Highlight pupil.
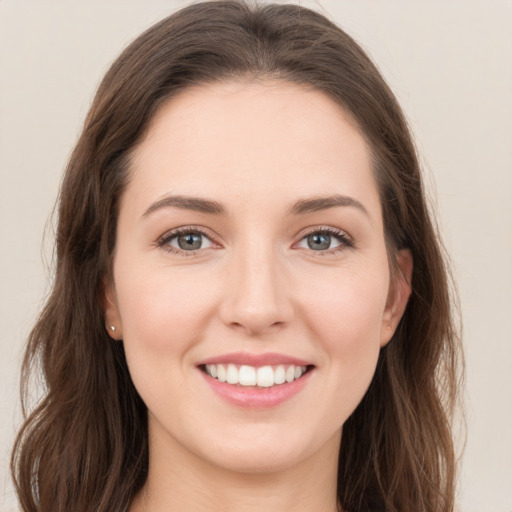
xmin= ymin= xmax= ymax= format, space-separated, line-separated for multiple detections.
xmin=178 ymin=233 xmax=202 ymax=250
xmin=308 ymin=233 xmax=330 ymax=250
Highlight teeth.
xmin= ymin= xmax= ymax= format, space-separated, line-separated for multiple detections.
xmin=239 ymin=365 xmax=256 ymax=386
xmin=217 ymin=364 xmax=226 ymax=383
xmin=274 ymin=365 xmax=286 ymax=385
xmin=226 ymin=364 xmax=238 ymax=384
xmin=204 ymin=364 xmax=307 ymax=387
xmin=256 ymin=366 xmax=274 ymax=387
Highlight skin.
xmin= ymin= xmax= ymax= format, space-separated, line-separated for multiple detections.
xmin=104 ymin=80 xmax=412 ymax=512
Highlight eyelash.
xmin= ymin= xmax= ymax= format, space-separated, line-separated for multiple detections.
xmin=156 ymin=226 xmax=218 ymax=255
xmin=297 ymin=226 xmax=355 ymax=256
xmin=156 ymin=226 xmax=355 ymax=256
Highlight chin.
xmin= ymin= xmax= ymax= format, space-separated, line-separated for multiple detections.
xmin=207 ymin=446 xmax=307 ymax=475
xmin=190 ymin=422 xmax=340 ymax=476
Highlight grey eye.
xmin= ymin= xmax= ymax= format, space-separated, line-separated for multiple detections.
xmin=296 ymin=230 xmax=346 ymax=252
xmin=177 ymin=233 xmax=204 ymax=250
xmin=160 ymin=228 xmax=215 ymax=254
xmin=306 ymin=233 xmax=333 ymax=250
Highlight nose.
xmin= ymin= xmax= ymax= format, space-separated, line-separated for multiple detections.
xmin=219 ymin=242 xmax=294 ymax=336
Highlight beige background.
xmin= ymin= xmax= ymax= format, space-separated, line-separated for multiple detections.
xmin=1 ymin=1 xmax=511 ymax=510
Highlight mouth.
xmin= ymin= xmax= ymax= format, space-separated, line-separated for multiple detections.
xmin=199 ymin=363 xmax=314 ymax=389
xmin=196 ymin=352 xmax=315 ymax=407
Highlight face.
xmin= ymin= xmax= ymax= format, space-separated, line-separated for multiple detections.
xmin=105 ymin=80 xmax=411 ymax=476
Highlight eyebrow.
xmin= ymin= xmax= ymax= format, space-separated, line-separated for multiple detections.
xmin=288 ymin=194 xmax=369 ymax=216
xmin=141 ymin=193 xmax=368 ymax=218
xmin=142 ymin=195 xmax=225 ymax=217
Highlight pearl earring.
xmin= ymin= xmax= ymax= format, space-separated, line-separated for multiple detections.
xmin=109 ymin=325 xmax=116 ymax=332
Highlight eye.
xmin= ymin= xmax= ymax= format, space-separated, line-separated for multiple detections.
xmin=296 ymin=228 xmax=353 ymax=253
xmin=303 ymin=232 xmax=336 ymax=251
xmin=157 ymin=228 xmax=216 ymax=254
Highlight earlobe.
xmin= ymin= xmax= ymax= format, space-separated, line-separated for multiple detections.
xmin=380 ymin=249 xmax=413 ymax=347
xmin=103 ymin=279 xmax=122 ymax=340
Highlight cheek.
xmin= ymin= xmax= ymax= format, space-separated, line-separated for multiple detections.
xmin=303 ymin=264 xmax=389 ymax=346
xmin=116 ymin=262 xmax=216 ymax=346
xmin=298 ymin=263 xmax=389 ymax=405
xmin=113 ymin=261 xmax=223 ymax=413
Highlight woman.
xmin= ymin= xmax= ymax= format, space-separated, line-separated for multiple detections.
xmin=11 ymin=1 xmax=462 ymax=511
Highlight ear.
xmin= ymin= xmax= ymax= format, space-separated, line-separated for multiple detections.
xmin=103 ymin=279 xmax=123 ymax=340
xmin=380 ymin=249 xmax=413 ymax=347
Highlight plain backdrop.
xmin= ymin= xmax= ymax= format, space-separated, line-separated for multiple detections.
xmin=1 ymin=1 xmax=511 ymax=511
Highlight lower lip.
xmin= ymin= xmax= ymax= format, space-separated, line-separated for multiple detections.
xmin=199 ymin=369 xmax=313 ymax=408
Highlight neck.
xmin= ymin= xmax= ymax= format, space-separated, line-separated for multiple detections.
xmin=131 ymin=421 xmax=341 ymax=512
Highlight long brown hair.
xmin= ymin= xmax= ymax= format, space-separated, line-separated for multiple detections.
xmin=11 ymin=2 xmax=463 ymax=511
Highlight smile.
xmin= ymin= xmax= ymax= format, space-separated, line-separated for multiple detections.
xmin=202 ymin=364 xmax=309 ymax=388
xmin=197 ymin=353 xmax=315 ymax=408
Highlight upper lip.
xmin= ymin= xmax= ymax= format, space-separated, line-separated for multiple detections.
xmin=197 ymin=352 xmax=313 ymax=367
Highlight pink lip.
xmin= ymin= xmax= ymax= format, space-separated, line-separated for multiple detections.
xmin=197 ymin=352 xmax=312 ymax=367
xmin=198 ymin=368 xmax=314 ymax=410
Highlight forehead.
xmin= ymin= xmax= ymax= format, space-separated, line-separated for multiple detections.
xmin=127 ymin=80 xmax=380 ymax=219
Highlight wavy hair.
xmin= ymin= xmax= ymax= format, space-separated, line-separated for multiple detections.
xmin=11 ymin=2 xmax=463 ymax=511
